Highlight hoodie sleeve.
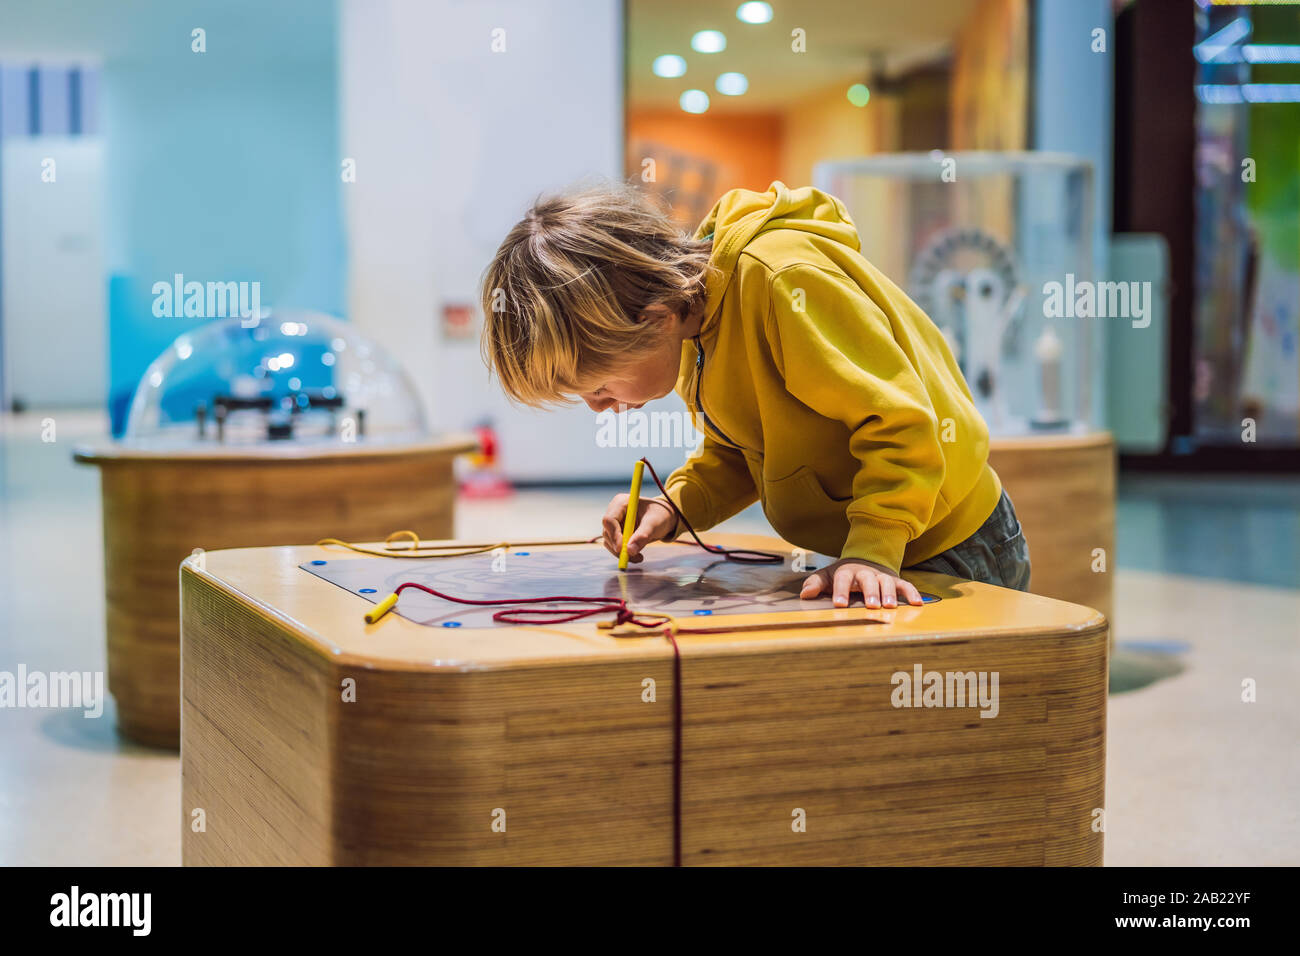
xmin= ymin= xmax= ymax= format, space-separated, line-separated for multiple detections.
xmin=766 ymin=264 xmax=946 ymax=572
xmin=663 ymin=436 xmax=758 ymax=536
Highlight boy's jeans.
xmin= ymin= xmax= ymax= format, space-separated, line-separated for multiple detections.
xmin=904 ymin=490 xmax=1031 ymax=591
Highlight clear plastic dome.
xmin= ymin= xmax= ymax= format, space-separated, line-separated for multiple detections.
xmin=124 ymin=310 xmax=428 ymax=446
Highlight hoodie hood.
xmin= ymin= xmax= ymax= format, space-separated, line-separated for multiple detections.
xmin=693 ymin=181 xmax=862 ymax=329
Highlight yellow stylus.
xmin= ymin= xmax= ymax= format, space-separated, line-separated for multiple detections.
xmin=365 ymin=592 xmax=399 ymax=624
xmin=618 ymin=459 xmax=645 ymax=571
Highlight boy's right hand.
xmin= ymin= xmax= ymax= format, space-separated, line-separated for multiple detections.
xmin=601 ymin=495 xmax=679 ymax=564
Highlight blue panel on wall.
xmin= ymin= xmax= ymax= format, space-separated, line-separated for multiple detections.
xmin=37 ymin=65 xmax=70 ymax=134
xmin=0 ymin=66 xmax=29 ymax=136
xmin=101 ymin=5 xmax=345 ymax=433
xmin=79 ymin=66 xmax=99 ymax=136
xmin=68 ymin=68 xmax=82 ymax=135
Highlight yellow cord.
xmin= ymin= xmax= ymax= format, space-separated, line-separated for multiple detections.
xmin=597 ymin=613 xmax=678 ymax=637
xmin=315 ymin=537 xmax=503 ymax=559
xmin=315 ymin=530 xmax=600 ymax=625
xmin=315 ymin=530 xmax=599 ymax=561
xmin=384 ymin=529 xmax=422 ymax=551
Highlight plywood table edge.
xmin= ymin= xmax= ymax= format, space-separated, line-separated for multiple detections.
xmin=72 ymin=433 xmax=479 ymax=465
xmin=180 ymin=537 xmax=1111 ymax=676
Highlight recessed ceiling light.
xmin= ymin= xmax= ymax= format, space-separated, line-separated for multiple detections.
xmin=737 ymin=2 xmax=773 ymax=24
xmin=652 ymin=54 xmax=687 ymax=78
xmin=691 ymin=30 xmax=727 ymax=54
xmin=680 ymin=89 xmax=710 ymax=113
xmin=716 ymin=72 xmax=749 ymax=96
xmin=847 ymin=83 xmax=871 ymax=107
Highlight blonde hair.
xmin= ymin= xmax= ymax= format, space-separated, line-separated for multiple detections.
xmin=479 ymin=180 xmax=714 ymax=406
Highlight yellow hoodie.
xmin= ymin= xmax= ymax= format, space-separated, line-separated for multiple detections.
xmin=664 ymin=181 xmax=1002 ymax=572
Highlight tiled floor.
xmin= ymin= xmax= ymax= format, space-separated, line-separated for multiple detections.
xmin=0 ymin=411 xmax=1296 ymax=865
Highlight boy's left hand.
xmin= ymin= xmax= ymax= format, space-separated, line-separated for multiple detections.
xmin=800 ymin=558 xmax=925 ymax=609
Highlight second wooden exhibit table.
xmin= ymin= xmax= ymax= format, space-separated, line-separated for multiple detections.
xmin=74 ymin=435 xmax=477 ymax=748
xmin=988 ymin=430 xmax=1116 ymax=623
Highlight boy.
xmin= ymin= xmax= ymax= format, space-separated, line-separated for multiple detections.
xmin=480 ymin=180 xmax=1030 ymax=609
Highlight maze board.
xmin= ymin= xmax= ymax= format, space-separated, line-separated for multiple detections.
xmin=301 ymin=544 xmax=936 ymax=629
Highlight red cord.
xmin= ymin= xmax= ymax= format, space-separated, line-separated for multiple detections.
xmin=636 ymin=457 xmax=782 ymax=564
xmin=386 ymin=456 xmax=783 ymax=627
xmin=383 ymin=458 xmax=786 ymax=867
xmin=668 ymin=628 xmax=681 ymax=867
xmin=389 ymin=581 xmax=672 ymax=628
xmin=390 ymin=580 xmax=685 ymax=865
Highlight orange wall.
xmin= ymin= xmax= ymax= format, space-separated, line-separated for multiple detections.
xmin=628 ymin=83 xmax=917 ymax=225
xmin=626 ymin=109 xmax=784 ymax=225
xmin=626 ymin=109 xmax=784 ymax=191
xmin=628 ymin=88 xmax=905 ymax=224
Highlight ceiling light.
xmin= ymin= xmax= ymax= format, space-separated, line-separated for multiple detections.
xmin=680 ymin=89 xmax=710 ymax=113
xmin=691 ymin=30 xmax=727 ymax=54
xmin=653 ymin=54 xmax=687 ymax=78
xmin=716 ymin=72 xmax=749 ymax=95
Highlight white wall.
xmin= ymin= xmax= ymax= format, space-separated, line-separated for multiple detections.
xmin=1 ymin=137 xmax=105 ymax=407
xmin=342 ymin=0 xmax=686 ymax=481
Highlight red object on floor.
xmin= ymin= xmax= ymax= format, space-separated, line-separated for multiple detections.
xmin=459 ymin=424 xmax=513 ymax=498
xmin=459 ymin=470 xmax=513 ymax=499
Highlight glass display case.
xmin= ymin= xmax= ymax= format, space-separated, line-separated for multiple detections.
xmin=123 ymin=310 xmax=428 ymax=447
xmin=815 ymin=152 xmax=1097 ymax=437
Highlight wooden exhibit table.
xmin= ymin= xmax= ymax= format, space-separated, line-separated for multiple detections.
xmin=987 ymin=431 xmax=1116 ymax=624
xmin=75 ymin=436 xmax=477 ymax=749
xmin=180 ymin=534 xmax=1108 ymax=866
